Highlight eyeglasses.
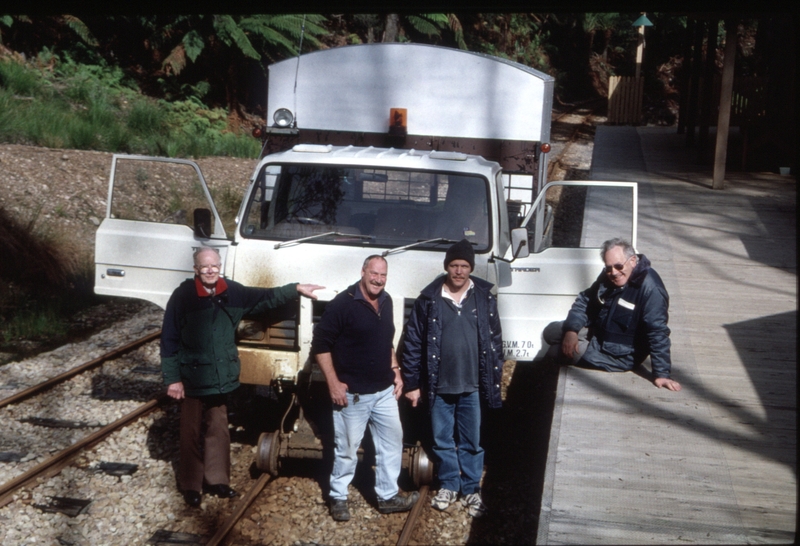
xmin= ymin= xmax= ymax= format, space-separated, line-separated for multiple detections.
xmin=196 ymin=264 xmax=221 ymax=273
xmin=603 ymin=255 xmax=634 ymax=274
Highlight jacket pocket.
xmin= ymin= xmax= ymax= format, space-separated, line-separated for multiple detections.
xmin=600 ymin=341 xmax=634 ymax=357
xmin=180 ymin=358 xmax=217 ymax=390
xmin=611 ymin=307 xmax=634 ymax=331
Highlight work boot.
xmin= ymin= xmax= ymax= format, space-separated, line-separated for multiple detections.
xmin=329 ymin=499 xmax=350 ymax=521
xmin=377 ymin=491 xmax=420 ymax=514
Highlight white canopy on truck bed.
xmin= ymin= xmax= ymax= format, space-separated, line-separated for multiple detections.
xmin=267 ymin=43 xmax=554 ymax=143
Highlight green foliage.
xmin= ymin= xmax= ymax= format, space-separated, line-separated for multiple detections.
xmin=0 ymin=55 xmax=259 ymax=158
xmin=470 ymin=14 xmax=553 ymax=72
xmin=1 ymin=304 xmax=69 ymax=343
xmin=214 ymin=14 xmax=261 ymax=60
xmin=182 ymin=30 xmax=204 ymax=63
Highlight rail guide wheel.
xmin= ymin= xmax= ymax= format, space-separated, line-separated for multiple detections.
xmin=408 ymin=445 xmax=434 ymax=488
xmin=256 ymin=431 xmax=281 ymax=476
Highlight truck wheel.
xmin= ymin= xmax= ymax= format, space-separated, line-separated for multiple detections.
xmin=408 ymin=445 xmax=434 ymax=488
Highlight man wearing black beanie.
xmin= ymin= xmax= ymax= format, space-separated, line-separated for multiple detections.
xmin=401 ymin=239 xmax=503 ymax=518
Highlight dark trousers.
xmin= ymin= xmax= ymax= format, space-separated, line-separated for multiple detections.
xmin=178 ymin=394 xmax=230 ymax=492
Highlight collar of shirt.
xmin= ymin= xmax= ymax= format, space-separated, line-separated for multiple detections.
xmin=194 ymin=276 xmax=229 ymax=298
xmin=441 ymin=279 xmax=474 ymax=308
xmin=353 ymin=281 xmax=387 ymax=309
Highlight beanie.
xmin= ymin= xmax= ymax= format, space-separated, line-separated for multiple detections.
xmin=444 ymin=239 xmax=475 ymax=271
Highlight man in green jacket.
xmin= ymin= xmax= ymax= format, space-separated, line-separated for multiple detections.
xmin=161 ymin=247 xmax=322 ymax=507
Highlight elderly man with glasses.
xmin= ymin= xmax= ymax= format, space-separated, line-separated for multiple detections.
xmin=543 ymin=238 xmax=681 ymax=392
xmin=161 ymin=247 xmax=323 ymax=507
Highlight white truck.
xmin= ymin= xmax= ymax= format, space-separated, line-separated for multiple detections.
xmin=95 ymin=43 xmax=637 ymax=482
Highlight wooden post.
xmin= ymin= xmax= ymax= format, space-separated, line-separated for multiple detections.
xmin=686 ymin=19 xmax=705 ymax=147
xmin=698 ymin=17 xmax=719 ymax=163
xmin=677 ymin=18 xmax=695 ymax=135
xmin=635 ymin=25 xmax=644 ymax=79
xmin=712 ymin=20 xmax=738 ymax=190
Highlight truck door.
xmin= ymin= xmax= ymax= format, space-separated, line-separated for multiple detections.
xmin=497 ymin=181 xmax=637 ymax=361
xmin=94 ymin=155 xmax=232 ymax=309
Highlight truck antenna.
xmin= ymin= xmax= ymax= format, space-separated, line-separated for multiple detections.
xmin=292 ymin=15 xmax=307 ymax=127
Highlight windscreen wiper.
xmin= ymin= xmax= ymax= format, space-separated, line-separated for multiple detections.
xmin=381 ymin=238 xmax=459 ymax=257
xmin=274 ymin=232 xmax=374 ymax=249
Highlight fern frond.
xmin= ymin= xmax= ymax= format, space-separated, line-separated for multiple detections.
xmin=62 ymin=15 xmax=99 ymax=47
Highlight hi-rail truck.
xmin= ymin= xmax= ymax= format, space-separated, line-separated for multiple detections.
xmin=95 ymin=43 xmax=637 ymax=484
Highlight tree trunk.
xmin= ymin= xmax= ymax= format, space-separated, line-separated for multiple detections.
xmin=382 ymin=14 xmax=399 ymax=43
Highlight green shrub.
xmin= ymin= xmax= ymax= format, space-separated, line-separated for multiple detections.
xmin=0 ymin=59 xmax=44 ymax=96
xmin=127 ymin=99 xmax=166 ymax=135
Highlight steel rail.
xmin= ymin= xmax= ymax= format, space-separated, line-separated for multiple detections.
xmin=206 ymin=472 xmax=273 ymax=546
xmin=397 ymin=485 xmax=429 ymax=546
xmin=0 ymin=395 xmax=167 ymax=508
xmin=0 ymin=330 xmax=161 ymax=410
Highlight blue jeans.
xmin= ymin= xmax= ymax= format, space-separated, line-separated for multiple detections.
xmin=330 ymin=385 xmax=403 ymax=502
xmin=431 ymin=391 xmax=483 ymax=495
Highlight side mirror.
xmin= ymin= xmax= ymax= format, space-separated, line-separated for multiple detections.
xmin=194 ymin=208 xmax=212 ymax=239
xmin=511 ymin=227 xmax=529 ymax=259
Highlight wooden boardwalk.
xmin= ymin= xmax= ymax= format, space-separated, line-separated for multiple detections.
xmin=537 ymin=126 xmax=796 ymax=544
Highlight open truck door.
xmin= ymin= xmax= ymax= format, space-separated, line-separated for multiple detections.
xmin=497 ymin=181 xmax=638 ymax=361
xmin=94 ymin=155 xmax=232 ymax=309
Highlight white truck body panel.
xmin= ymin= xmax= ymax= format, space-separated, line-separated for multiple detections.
xmin=268 ymin=43 xmax=553 ymax=142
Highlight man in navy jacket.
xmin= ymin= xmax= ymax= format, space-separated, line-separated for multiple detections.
xmin=402 ymin=239 xmax=504 ymax=518
xmin=544 ymin=238 xmax=681 ymax=392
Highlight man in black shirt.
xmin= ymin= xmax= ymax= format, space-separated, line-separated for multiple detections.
xmin=312 ymin=255 xmax=419 ymax=522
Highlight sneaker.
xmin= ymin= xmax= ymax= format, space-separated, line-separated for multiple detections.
xmin=329 ymin=499 xmax=350 ymax=521
xmin=431 ymin=488 xmax=459 ymax=511
xmin=377 ymin=491 xmax=420 ymax=514
xmin=461 ymin=492 xmax=486 ymax=518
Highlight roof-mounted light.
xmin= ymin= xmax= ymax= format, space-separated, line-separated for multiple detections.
xmin=273 ymin=108 xmax=294 ymax=128
xmin=388 ymin=108 xmax=407 ymax=136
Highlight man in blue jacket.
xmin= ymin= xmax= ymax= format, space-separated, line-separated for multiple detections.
xmin=543 ymin=238 xmax=681 ymax=391
xmin=312 ymin=255 xmax=419 ymax=522
xmin=161 ymin=247 xmax=322 ymax=507
xmin=402 ymin=239 xmax=504 ymax=518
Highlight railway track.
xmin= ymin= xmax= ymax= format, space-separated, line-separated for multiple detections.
xmin=0 ymin=325 xmax=438 ymax=545
xmin=0 ymin=331 xmax=164 ymax=506
xmin=205 ymin=477 xmax=429 ymax=546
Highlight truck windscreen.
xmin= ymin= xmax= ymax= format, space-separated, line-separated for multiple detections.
xmin=240 ymin=165 xmax=491 ymax=250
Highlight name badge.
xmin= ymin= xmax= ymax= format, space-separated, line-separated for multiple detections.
xmin=618 ymin=298 xmax=635 ymax=310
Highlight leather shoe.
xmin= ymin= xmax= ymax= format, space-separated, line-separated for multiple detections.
xmin=329 ymin=499 xmax=350 ymax=521
xmin=203 ymin=484 xmax=238 ymax=498
xmin=182 ymin=490 xmax=201 ymax=507
xmin=377 ymin=491 xmax=420 ymax=514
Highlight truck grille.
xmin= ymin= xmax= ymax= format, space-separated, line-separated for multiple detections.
xmin=236 ymin=299 xmax=299 ymax=350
